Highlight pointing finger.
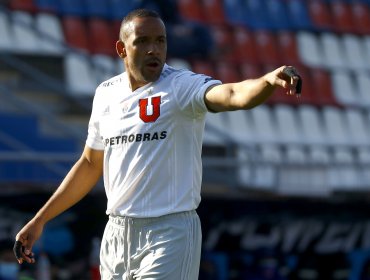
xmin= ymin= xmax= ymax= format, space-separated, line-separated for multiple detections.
xmin=13 ymin=240 xmax=23 ymax=263
xmin=282 ymin=67 xmax=302 ymax=95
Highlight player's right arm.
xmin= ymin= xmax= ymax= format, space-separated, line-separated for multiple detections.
xmin=14 ymin=145 xmax=104 ymax=264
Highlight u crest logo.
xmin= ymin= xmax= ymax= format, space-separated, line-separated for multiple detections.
xmin=139 ymin=96 xmax=161 ymax=123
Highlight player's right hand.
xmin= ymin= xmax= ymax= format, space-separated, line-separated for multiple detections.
xmin=14 ymin=220 xmax=44 ymax=264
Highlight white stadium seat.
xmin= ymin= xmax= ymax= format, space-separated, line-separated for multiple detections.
xmin=354 ymin=71 xmax=370 ymax=108
xmin=92 ymin=54 xmax=117 ymax=84
xmin=320 ymin=32 xmax=346 ymax=70
xmin=341 ymin=34 xmax=368 ymax=71
xmin=11 ymin=11 xmax=40 ymax=54
xmin=331 ymin=70 xmax=360 ymax=107
xmin=297 ymin=31 xmax=324 ymax=68
xmin=0 ymin=9 xmax=14 ymax=51
xmin=204 ymin=112 xmax=229 ymax=146
xmin=64 ymin=53 xmax=97 ymax=96
xmin=34 ymin=12 xmax=65 ymax=54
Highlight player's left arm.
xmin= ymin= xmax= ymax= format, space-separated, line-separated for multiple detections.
xmin=204 ymin=65 xmax=301 ymax=112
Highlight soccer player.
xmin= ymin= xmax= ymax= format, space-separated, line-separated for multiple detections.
xmin=14 ymin=9 xmax=301 ymax=279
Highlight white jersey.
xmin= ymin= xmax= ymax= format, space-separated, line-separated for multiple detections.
xmin=86 ymin=64 xmax=221 ymax=217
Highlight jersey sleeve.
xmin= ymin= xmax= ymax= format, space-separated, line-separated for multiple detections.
xmin=173 ymin=70 xmax=221 ymax=117
xmin=85 ymin=91 xmax=105 ymax=150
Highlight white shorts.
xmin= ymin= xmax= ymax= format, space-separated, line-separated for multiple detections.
xmin=100 ymin=210 xmax=202 ymax=280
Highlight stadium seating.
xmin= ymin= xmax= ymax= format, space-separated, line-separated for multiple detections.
xmin=214 ymin=62 xmax=240 ymax=83
xmin=87 ymin=18 xmax=116 ymax=56
xmin=92 ymin=54 xmax=117 ymax=84
xmin=64 ymin=52 xmax=97 ymax=95
xmin=84 ymin=0 xmax=111 ymax=19
xmin=222 ymin=0 xmax=247 ymax=26
xmin=244 ymin=0 xmax=271 ymax=29
xmin=33 ymin=0 xmax=58 ymax=13
xmin=264 ymin=0 xmax=291 ymax=30
xmin=341 ymin=34 xmax=368 ymax=71
xmin=8 ymin=0 xmax=36 ymax=13
xmin=211 ymin=25 xmax=237 ymax=63
xmin=34 ymin=12 xmax=65 ymax=54
xmin=276 ymin=31 xmax=301 ymax=66
xmin=297 ymin=31 xmax=324 ymax=68
xmin=352 ymin=2 xmax=370 ymax=35
xmin=56 ymin=0 xmax=86 ymax=17
xmin=285 ymin=0 xmax=313 ymax=30
xmin=355 ymin=72 xmax=370 ymax=108
xmin=1 ymin=0 xmax=370 ymax=192
xmin=202 ymin=0 xmax=226 ymax=25
xmin=232 ymin=26 xmax=259 ymax=64
xmin=331 ymin=70 xmax=359 ymax=107
xmin=0 ymin=9 xmax=13 ymax=51
xmin=62 ymin=16 xmax=89 ymax=52
xmin=176 ymin=0 xmax=204 ymax=23
xmin=307 ymin=0 xmax=333 ymax=32
xmin=11 ymin=11 xmax=40 ymax=54
xmin=330 ymin=1 xmax=354 ymax=34
xmin=320 ymin=32 xmax=347 ymax=70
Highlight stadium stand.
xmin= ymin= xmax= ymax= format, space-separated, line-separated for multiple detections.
xmin=3 ymin=1 xmax=370 ymax=279
xmin=0 ymin=0 xmax=369 ymax=196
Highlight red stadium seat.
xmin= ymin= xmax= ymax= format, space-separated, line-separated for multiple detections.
xmin=295 ymin=65 xmax=318 ymax=106
xmin=87 ymin=18 xmax=116 ymax=56
xmin=211 ymin=25 xmax=237 ymax=63
xmin=191 ymin=60 xmax=216 ymax=78
xmin=232 ymin=26 xmax=259 ymax=64
xmin=309 ymin=68 xmax=339 ymax=107
xmin=330 ymin=1 xmax=354 ymax=34
xmin=307 ymin=0 xmax=333 ymax=31
xmin=253 ymin=31 xmax=281 ymax=65
xmin=112 ymin=20 xmax=121 ymax=42
xmin=239 ymin=63 xmax=262 ymax=79
xmin=62 ymin=16 xmax=89 ymax=52
xmin=215 ymin=62 xmax=241 ymax=83
xmin=201 ymin=0 xmax=226 ymax=25
xmin=176 ymin=0 xmax=204 ymax=23
xmin=277 ymin=31 xmax=301 ymax=66
xmin=268 ymin=83 xmax=300 ymax=106
xmin=264 ymin=64 xmax=317 ymax=106
xmin=9 ymin=0 xmax=36 ymax=12
xmin=352 ymin=2 xmax=370 ymax=35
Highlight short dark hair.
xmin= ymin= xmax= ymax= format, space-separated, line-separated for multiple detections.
xmin=119 ymin=9 xmax=162 ymax=41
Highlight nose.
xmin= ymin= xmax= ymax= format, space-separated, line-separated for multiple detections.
xmin=147 ymin=42 xmax=160 ymax=55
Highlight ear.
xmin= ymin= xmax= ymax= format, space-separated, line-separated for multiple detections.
xmin=116 ymin=40 xmax=126 ymax=58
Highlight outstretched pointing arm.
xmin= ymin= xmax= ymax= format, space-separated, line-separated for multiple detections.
xmin=204 ymin=65 xmax=301 ymax=112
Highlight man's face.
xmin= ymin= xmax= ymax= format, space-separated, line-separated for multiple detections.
xmin=122 ymin=17 xmax=167 ymax=90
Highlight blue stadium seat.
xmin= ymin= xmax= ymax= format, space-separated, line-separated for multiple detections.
xmin=223 ymin=0 xmax=247 ymax=26
xmin=108 ymin=0 xmax=140 ymax=20
xmin=286 ymin=0 xmax=313 ymax=31
xmin=34 ymin=0 xmax=58 ymax=13
xmin=244 ymin=0 xmax=272 ymax=29
xmin=0 ymin=162 xmax=66 ymax=183
xmin=84 ymin=0 xmax=111 ymax=19
xmin=0 ymin=114 xmax=38 ymax=138
xmin=0 ymin=114 xmax=78 ymax=153
xmin=265 ymin=0 xmax=292 ymax=30
xmin=56 ymin=0 xmax=86 ymax=17
xmin=0 ymin=142 xmax=15 ymax=151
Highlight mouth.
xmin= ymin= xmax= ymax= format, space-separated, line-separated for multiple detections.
xmin=145 ymin=59 xmax=162 ymax=70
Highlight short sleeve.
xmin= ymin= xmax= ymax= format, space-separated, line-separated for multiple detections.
xmin=85 ymin=93 xmax=105 ymax=150
xmin=173 ymin=71 xmax=221 ymax=117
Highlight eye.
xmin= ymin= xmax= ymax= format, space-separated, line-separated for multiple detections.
xmin=157 ymin=37 xmax=166 ymax=43
xmin=135 ymin=38 xmax=146 ymax=44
